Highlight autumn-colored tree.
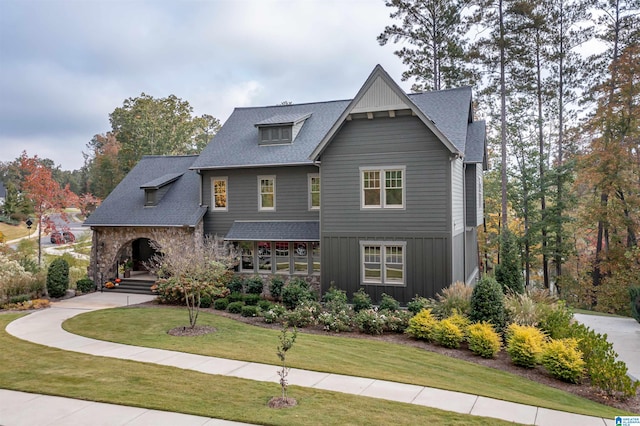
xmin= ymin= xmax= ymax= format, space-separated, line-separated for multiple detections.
xmin=83 ymin=132 xmax=124 ymax=199
xmin=77 ymin=193 xmax=102 ymax=218
xmin=18 ymin=152 xmax=77 ymax=267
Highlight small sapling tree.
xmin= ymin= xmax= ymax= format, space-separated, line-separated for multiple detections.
xmin=269 ymin=325 xmax=298 ymax=408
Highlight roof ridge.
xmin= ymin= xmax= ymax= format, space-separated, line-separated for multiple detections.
xmin=233 ymin=98 xmax=351 ymax=110
xmin=140 ymin=154 xmax=199 ymax=159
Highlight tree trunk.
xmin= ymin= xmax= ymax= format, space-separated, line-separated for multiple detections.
xmin=499 ymin=0 xmax=508 ymax=234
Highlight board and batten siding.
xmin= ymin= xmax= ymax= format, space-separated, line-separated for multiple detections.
xmin=201 ymin=165 xmax=319 ymax=237
xmin=318 ymin=115 xmax=454 ymax=302
xmin=321 ymin=235 xmax=450 ymax=303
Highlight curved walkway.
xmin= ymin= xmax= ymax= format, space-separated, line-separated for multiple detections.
xmin=4 ymin=293 xmax=618 ymax=426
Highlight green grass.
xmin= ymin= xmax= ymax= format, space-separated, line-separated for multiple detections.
xmin=0 ymin=222 xmax=31 ymax=241
xmin=0 ymin=313 xmax=512 ymax=425
xmin=63 ymin=307 xmax=629 ymax=418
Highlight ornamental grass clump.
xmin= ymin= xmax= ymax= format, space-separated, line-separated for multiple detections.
xmin=433 ymin=318 xmax=464 ymax=348
xmin=467 ymin=322 xmax=501 ymax=358
xmin=505 ymin=323 xmax=546 ymax=368
xmin=436 ymin=281 xmax=473 ymax=317
xmin=405 ymin=309 xmax=438 ymax=341
xmin=541 ymin=338 xmax=585 ymax=384
xmin=504 ymin=291 xmax=542 ymax=326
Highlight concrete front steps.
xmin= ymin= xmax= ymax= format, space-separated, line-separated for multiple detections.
xmin=103 ymin=278 xmax=156 ymax=295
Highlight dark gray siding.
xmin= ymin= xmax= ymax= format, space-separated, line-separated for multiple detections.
xmin=320 ymin=115 xmax=451 ymax=233
xmin=202 ymin=165 xmax=320 ymax=237
xmin=321 ymin=234 xmax=450 ymax=303
xmin=465 ymin=164 xmax=478 ymax=226
xmin=319 ymin=115 xmax=454 ymax=304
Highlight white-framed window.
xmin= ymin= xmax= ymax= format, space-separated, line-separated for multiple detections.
xmin=234 ymin=240 xmax=319 ymax=275
xmin=260 ymin=126 xmax=292 ymax=145
xmin=239 ymin=241 xmax=254 ymax=272
xmin=360 ymin=241 xmax=406 ymax=285
xmin=308 ymin=173 xmax=320 ymax=210
xmin=360 ymin=166 xmax=405 ymax=209
xmin=275 ymin=242 xmax=290 ymax=274
xmin=212 ymin=177 xmax=228 ymax=211
xmin=258 ymin=176 xmax=276 ymax=211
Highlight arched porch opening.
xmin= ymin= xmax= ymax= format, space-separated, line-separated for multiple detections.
xmin=114 ymin=237 xmax=160 ymax=280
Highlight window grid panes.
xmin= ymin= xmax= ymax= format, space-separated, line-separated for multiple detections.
xmin=363 ymin=171 xmax=381 ymax=206
xmin=235 ymin=241 xmax=319 ymax=275
xmin=310 ymin=175 xmax=320 ymax=209
xmin=361 ymin=242 xmax=405 ymax=285
xmin=275 ymin=242 xmax=290 ymax=273
xmin=259 ymin=177 xmax=275 ymax=210
xmin=258 ymin=242 xmax=272 ymax=272
xmin=239 ymin=241 xmax=254 ymax=272
xmin=213 ymin=178 xmax=227 ymax=210
xmin=385 ymin=170 xmax=403 ymax=206
xmin=361 ymin=167 xmax=404 ymax=208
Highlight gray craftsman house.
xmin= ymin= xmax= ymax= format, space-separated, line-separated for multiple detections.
xmin=85 ymin=65 xmax=486 ymax=304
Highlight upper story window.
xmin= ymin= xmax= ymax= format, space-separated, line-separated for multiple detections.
xmin=260 ymin=126 xmax=292 ymax=145
xmin=259 ymin=175 xmax=275 ymax=211
xmin=212 ymin=177 xmax=228 ymax=211
xmin=360 ymin=166 xmax=405 ymax=209
xmin=144 ymin=189 xmax=156 ymax=207
xmin=308 ymin=174 xmax=320 ymax=210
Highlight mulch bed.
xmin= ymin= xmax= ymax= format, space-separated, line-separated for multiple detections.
xmin=133 ymin=301 xmax=640 ymax=413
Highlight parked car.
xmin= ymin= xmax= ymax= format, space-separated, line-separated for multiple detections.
xmin=50 ymin=232 xmax=64 ymax=244
xmin=50 ymin=231 xmax=75 ymax=244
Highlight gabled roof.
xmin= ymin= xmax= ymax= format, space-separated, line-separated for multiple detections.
xmin=191 ymin=100 xmax=349 ymax=170
xmin=84 ymin=155 xmax=206 ymax=228
xmin=310 ymin=65 xmax=466 ymax=160
xmin=191 ymin=65 xmax=485 ymax=170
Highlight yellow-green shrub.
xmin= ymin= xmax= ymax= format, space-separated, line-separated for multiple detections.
xmin=506 ymin=323 xmax=546 ymax=368
xmin=467 ymin=322 xmax=501 ymax=358
xmin=446 ymin=311 xmax=470 ymax=336
xmin=406 ymin=309 xmax=437 ymax=341
xmin=541 ymin=338 xmax=585 ymax=384
xmin=433 ymin=318 xmax=464 ymax=348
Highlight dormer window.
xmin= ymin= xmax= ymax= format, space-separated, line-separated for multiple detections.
xmin=255 ymin=112 xmax=311 ymax=146
xmin=260 ymin=126 xmax=292 ymax=144
xmin=140 ymin=172 xmax=183 ymax=207
xmin=145 ymin=189 xmax=156 ymax=206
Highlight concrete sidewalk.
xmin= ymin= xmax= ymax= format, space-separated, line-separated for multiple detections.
xmin=3 ymin=293 xmax=622 ymax=425
xmin=0 ymin=389 xmax=252 ymax=426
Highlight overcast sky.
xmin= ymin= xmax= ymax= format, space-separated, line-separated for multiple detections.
xmin=0 ymin=0 xmax=413 ymax=171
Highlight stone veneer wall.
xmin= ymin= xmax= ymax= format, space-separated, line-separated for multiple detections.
xmin=88 ymin=222 xmax=204 ymax=284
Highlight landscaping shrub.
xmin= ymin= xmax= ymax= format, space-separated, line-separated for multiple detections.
xmin=269 ymin=276 xmax=285 ymax=301
xmin=241 ymin=305 xmax=259 ymax=317
xmin=262 ymin=304 xmax=287 ymax=324
xmin=281 ymin=278 xmax=315 ymax=310
xmin=243 ymin=293 xmax=261 ymax=306
xmin=537 ymin=300 xmax=573 ymax=339
xmin=199 ymin=294 xmax=212 ymax=308
xmin=505 ymin=323 xmax=546 ymax=368
xmin=405 ymin=309 xmax=437 ymax=341
xmin=284 ymin=300 xmax=320 ymax=327
xmin=436 ymin=281 xmax=473 ymax=317
xmin=213 ymin=298 xmax=229 ymax=310
xmin=407 ymin=295 xmax=433 ymax=315
xmin=323 ymin=285 xmax=348 ymax=305
xmin=378 ymin=293 xmax=400 ymax=311
xmin=9 ymin=294 xmax=30 ymax=304
xmin=469 ymin=276 xmax=505 ymax=332
xmin=630 ymin=286 xmax=640 ymax=324
xmin=351 ymin=288 xmax=372 ymax=312
xmin=46 ymin=258 xmax=69 ymax=298
xmin=227 ymin=301 xmax=244 ymax=314
xmin=228 ymin=292 xmax=244 ymax=303
xmin=467 ymin=322 xmax=501 ymax=358
xmin=495 ymin=230 xmax=524 ymax=294
xmin=258 ymin=299 xmax=274 ymax=311
xmin=433 ymin=318 xmax=464 ymax=348
xmin=245 ymin=276 xmax=264 ymax=295
xmin=385 ymin=309 xmax=413 ymax=333
xmin=569 ymin=323 xmax=638 ymax=398
xmin=318 ymin=310 xmax=353 ymax=332
xmin=226 ymin=275 xmax=244 ymax=293
xmin=445 ymin=311 xmax=470 ymax=335
xmin=354 ymin=308 xmax=386 ymax=335
xmin=75 ymin=277 xmax=94 ymax=293
xmin=504 ymin=291 xmax=541 ymax=326
xmin=541 ymin=338 xmax=585 ymax=384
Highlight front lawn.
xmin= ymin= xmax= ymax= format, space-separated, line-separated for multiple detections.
xmin=63 ymin=306 xmax=627 ymax=418
xmin=0 ymin=313 xmax=512 ymax=426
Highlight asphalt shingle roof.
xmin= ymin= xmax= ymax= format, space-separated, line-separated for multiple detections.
xmin=464 ymin=120 xmax=487 ymax=165
xmin=140 ymin=172 xmax=183 ymax=189
xmin=225 ymin=221 xmax=319 ymax=241
xmin=84 ymin=155 xmax=206 ymax=227
xmin=190 ymin=100 xmax=350 ymax=170
xmin=255 ymin=113 xmax=312 ymax=126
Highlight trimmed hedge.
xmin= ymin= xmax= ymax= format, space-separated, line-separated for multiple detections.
xmin=470 ymin=276 xmax=505 ymax=332
xmin=47 ymin=258 xmax=69 ymax=298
